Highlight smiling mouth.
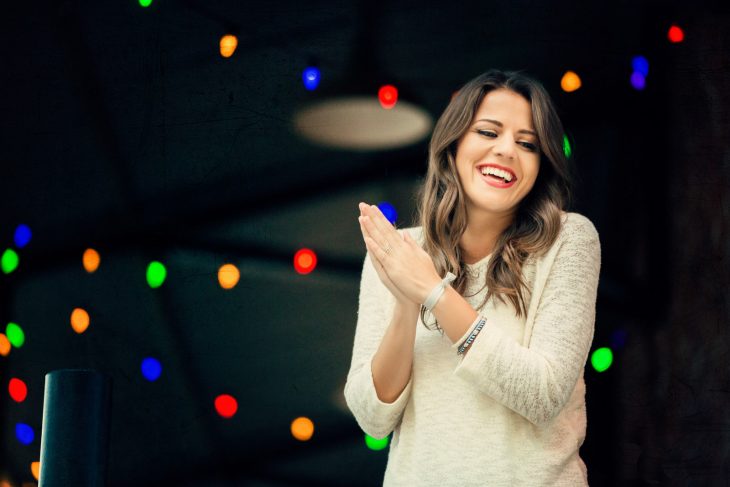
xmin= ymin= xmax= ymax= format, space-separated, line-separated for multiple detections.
xmin=477 ymin=169 xmax=517 ymax=187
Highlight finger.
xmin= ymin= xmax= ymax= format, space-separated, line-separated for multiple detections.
xmin=364 ymin=235 xmax=388 ymax=265
xmin=403 ymin=231 xmax=414 ymax=245
xmin=360 ymin=214 xmax=389 ymax=251
xmin=358 ymin=215 xmax=373 ymax=241
xmin=361 ymin=206 xmax=398 ymax=250
xmin=367 ymin=205 xmax=400 ymax=247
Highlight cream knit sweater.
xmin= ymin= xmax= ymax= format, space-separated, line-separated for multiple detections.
xmin=344 ymin=212 xmax=601 ymax=486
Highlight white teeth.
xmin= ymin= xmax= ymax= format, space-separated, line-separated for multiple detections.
xmin=480 ymin=166 xmax=513 ymax=182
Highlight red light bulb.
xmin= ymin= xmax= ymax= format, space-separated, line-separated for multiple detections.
xmin=378 ymin=85 xmax=398 ymax=109
xmin=294 ymin=248 xmax=317 ymax=275
xmin=214 ymin=394 xmax=238 ymax=418
xmin=668 ymin=25 xmax=684 ymax=43
xmin=9 ymin=378 xmax=28 ymax=402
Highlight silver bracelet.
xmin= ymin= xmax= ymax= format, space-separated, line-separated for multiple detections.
xmin=457 ymin=316 xmax=487 ymax=355
xmin=423 ymin=272 xmax=457 ymax=311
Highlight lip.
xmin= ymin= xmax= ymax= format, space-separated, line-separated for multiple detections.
xmin=476 ymin=167 xmax=517 ymax=189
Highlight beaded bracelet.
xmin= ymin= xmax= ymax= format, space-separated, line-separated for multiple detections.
xmin=457 ymin=316 xmax=487 ymax=355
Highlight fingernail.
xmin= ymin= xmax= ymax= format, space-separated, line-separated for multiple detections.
xmin=359 ymin=203 xmax=366 ymax=210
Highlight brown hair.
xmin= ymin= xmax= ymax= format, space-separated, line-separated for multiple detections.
xmin=414 ymin=69 xmax=575 ymax=330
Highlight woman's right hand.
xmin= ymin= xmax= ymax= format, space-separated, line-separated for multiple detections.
xmin=358 ymin=210 xmax=418 ymax=309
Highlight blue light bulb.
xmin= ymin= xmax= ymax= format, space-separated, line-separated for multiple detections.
xmin=141 ymin=357 xmax=162 ymax=381
xmin=14 ymin=224 xmax=32 ymax=248
xmin=302 ymin=67 xmax=321 ymax=91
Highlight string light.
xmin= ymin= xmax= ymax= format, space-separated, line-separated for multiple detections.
xmin=365 ymin=433 xmax=389 ymax=450
xmin=302 ymin=67 xmax=321 ymax=91
xmin=1 ymin=249 xmax=19 ymax=274
xmin=9 ymin=378 xmax=28 ymax=402
xmin=215 ymin=394 xmax=238 ymax=418
xmin=290 ymin=416 xmax=314 ymax=441
xmin=560 ymin=71 xmax=582 ymax=93
xmin=563 ymin=134 xmax=572 ymax=158
xmin=141 ymin=357 xmax=162 ymax=382
xmin=14 ymin=224 xmax=32 ymax=248
xmin=293 ymin=249 xmax=317 ymax=275
xmin=219 ymin=35 xmax=238 ymax=58
xmin=83 ymin=248 xmax=101 ymax=273
xmin=0 ymin=334 xmax=10 ymax=356
xmin=6 ymin=323 xmax=25 ymax=348
xmin=378 ymin=85 xmax=398 ymax=109
xmin=632 ymin=56 xmax=649 ymax=76
xmin=15 ymin=423 xmax=34 ymax=445
xmin=218 ymin=264 xmax=240 ymax=289
xmin=70 ymin=308 xmax=90 ymax=334
xmin=591 ymin=347 xmax=613 ymax=372
xmin=377 ymin=202 xmax=397 ymax=225
xmin=630 ymin=72 xmax=646 ymax=91
xmin=146 ymin=261 xmax=167 ymax=288
xmin=667 ymin=25 xmax=684 ymax=43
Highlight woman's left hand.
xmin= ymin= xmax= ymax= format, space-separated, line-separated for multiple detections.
xmin=358 ymin=202 xmax=442 ymax=304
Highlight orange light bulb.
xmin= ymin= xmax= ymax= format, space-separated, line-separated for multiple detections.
xmin=220 ymin=35 xmax=238 ymax=58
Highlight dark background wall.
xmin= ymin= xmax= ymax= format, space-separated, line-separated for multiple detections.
xmin=1 ymin=0 xmax=729 ymax=485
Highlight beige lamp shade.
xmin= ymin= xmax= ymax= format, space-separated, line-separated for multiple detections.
xmin=293 ymin=96 xmax=433 ymax=151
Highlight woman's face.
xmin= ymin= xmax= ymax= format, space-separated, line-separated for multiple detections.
xmin=455 ymin=88 xmax=541 ymax=222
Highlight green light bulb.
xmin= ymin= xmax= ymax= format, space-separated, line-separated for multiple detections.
xmin=146 ymin=261 xmax=167 ymax=288
xmin=591 ymin=347 xmax=613 ymax=372
xmin=6 ymin=322 xmax=25 ymax=348
xmin=563 ymin=134 xmax=572 ymax=159
xmin=2 ymin=249 xmax=19 ymax=274
xmin=139 ymin=0 xmax=152 ymax=7
xmin=365 ymin=433 xmax=389 ymax=451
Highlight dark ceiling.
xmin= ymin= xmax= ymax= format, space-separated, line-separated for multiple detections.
xmin=1 ymin=0 xmax=726 ymax=485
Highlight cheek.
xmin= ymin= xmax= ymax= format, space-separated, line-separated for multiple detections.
xmin=455 ymin=159 xmax=471 ymax=183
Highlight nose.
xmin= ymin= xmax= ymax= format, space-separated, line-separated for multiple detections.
xmin=493 ymin=135 xmax=516 ymax=160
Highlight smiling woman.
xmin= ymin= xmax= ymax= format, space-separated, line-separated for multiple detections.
xmin=345 ymin=69 xmax=601 ymax=486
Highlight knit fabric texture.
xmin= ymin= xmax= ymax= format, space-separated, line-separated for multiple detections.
xmin=344 ymin=211 xmax=601 ymax=486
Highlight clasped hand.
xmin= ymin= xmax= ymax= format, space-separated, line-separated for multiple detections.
xmin=358 ymin=202 xmax=441 ymax=306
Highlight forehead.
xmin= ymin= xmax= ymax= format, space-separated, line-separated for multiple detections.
xmin=473 ymin=88 xmax=534 ymax=128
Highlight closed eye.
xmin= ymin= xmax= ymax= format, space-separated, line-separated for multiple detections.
xmin=477 ymin=130 xmax=497 ymax=138
xmin=478 ymin=130 xmax=539 ymax=152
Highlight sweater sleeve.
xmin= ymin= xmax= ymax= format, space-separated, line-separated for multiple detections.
xmin=452 ymin=218 xmax=601 ymax=426
xmin=344 ymin=251 xmax=413 ymax=440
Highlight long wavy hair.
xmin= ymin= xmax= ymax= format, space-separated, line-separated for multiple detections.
xmin=414 ymin=69 xmax=575 ymax=331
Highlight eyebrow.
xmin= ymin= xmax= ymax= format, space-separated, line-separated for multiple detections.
xmin=476 ymin=118 xmax=537 ymax=137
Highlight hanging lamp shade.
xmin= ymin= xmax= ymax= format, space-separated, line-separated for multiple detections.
xmin=293 ymin=95 xmax=432 ymax=151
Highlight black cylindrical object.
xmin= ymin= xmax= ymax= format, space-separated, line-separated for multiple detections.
xmin=39 ymin=369 xmax=112 ymax=487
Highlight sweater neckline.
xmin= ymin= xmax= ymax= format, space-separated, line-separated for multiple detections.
xmin=465 ymin=252 xmax=493 ymax=268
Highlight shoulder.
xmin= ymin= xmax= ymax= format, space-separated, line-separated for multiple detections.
xmin=559 ymin=211 xmax=600 ymax=243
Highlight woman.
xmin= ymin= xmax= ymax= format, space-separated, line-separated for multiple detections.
xmin=344 ymin=69 xmax=602 ymax=486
